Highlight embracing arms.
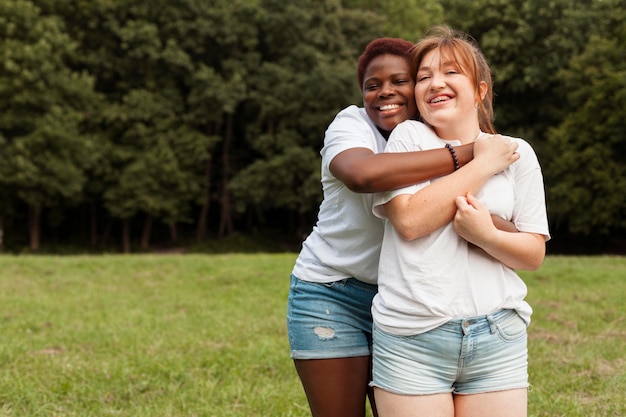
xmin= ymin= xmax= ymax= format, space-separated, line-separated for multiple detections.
xmin=330 ymin=143 xmax=474 ymax=193
xmin=382 ymin=136 xmax=520 ymax=239
xmin=453 ymin=193 xmax=545 ymax=270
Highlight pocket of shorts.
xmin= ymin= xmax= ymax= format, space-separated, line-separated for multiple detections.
xmin=495 ymin=311 xmax=527 ymax=342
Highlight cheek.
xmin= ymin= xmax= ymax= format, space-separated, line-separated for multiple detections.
xmin=416 ymin=98 xmax=428 ymax=114
xmin=362 ymin=91 xmax=376 ymax=108
xmin=414 ymin=84 xmax=427 ymax=101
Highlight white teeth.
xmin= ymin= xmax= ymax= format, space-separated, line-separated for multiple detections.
xmin=430 ymin=96 xmax=450 ymax=104
xmin=379 ymin=104 xmax=401 ymax=111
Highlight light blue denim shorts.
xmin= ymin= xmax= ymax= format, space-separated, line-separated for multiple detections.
xmin=287 ymin=274 xmax=377 ymax=360
xmin=371 ymin=309 xmax=529 ymax=395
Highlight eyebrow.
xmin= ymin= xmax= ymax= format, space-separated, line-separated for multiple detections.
xmin=418 ymin=61 xmax=457 ymax=72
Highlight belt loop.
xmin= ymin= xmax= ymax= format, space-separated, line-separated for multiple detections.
xmin=462 ymin=320 xmax=470 ymax=335
xmin=487 ymin=314 xmax=496 ymax=334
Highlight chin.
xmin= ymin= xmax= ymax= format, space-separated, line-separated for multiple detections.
xmin=378 ymin=122 xmax=398 ymax=132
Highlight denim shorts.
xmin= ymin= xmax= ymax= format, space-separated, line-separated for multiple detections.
xmin=287 ymin=274 xmax=377 ymax=360
xmin=371 ymin=309 xmax=529 ymax=395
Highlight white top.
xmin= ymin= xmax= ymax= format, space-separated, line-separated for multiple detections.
xmin=292 ymin=105 xmax=389 ymax=285
xmin=372 ymin=121 xmax=551 ymax=335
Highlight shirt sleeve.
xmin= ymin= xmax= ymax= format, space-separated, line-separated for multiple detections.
xmin=321 ymin=106 xmax=378 ymax=171
xmin=510 ymin=139 xmax=551 ymax=240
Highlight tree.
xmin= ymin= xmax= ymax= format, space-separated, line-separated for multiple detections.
xmin=0 ymin=0 xmax=100 ymax=250
xmin=42 ymin=0 xmax=225 ymax=251
xmin=545 ymin=1 xmax=626 ymax=245
xmin=343 ymin=0 xmax=443 ymax=42
xmin=100 ymin=90 xmax=212 ymax=252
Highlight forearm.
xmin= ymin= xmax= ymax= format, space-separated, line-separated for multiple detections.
xmin=386 ymin=159 xmax=497 ymax=240
xmin=491 ymin=215 xmax=518 ymax=232
xmin=332 ymin=144 xmax=473 ymax=193
xmin=477 ymin=231 xmax=546 ymax=271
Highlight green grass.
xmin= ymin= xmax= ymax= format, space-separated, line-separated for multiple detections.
xmin=0 ymin=254 xmax=623 ymax=416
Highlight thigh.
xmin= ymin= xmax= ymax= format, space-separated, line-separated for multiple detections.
xmin=455 ymin=388 xmax=527 ymax=417
xmin=295 ymin=356 xmax=372 ymax=417
xmin=374 ymin=387 xmax=453 ymax=417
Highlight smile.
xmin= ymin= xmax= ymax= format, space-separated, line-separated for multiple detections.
xmin=379 ymin=104 xmax=402 ymax=111
xmin=429 ymin=95 xmax=452 ymax=104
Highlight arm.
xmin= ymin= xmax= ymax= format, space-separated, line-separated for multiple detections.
xmin=491 ymin=215 xmax=518 ymax=232
xmin=382 ymin=137 xmax=520 ymax=240
xmin=453 ymin=193 xmax=546 ymax=270
xmin=329 ymin=143 xmax=474 ymax=193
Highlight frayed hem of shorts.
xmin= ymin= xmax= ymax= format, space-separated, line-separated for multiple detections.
xmin=370 ymin=383 xmax=529 ymax=396
xmin=369 ymin=384 xmax=454 ymax=396
xmin=290 ymin=348 xmax=371 ymax=360
xmin=453 ymin=384 xmax=530 ymax=396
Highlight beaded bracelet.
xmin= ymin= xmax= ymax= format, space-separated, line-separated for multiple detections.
xmin=445 ymin=143 xmax=460 ymax=171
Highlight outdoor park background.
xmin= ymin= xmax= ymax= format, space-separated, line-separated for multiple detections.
xmin=0 ymin=1 xmax=624 ymax=416
xmin=0 ymin=0 xmax=624 ymax=255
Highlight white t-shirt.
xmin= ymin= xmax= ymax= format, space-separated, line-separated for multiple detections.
xmin=292 ymin=105 xmax=389 ymax=285
xmin=372 ymin=121 xmax=551 ymax=335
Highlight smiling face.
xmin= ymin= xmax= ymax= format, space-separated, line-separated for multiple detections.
xmin=362 ymin=54 xmax=418 ymax=135
xmin=415 ymin=47 xmax=486 ymax=141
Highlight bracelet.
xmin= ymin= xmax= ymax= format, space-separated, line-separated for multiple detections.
xmin=445 ymin=143 xmax=460 ymax=171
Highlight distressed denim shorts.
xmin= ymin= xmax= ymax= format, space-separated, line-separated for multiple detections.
xmin=371 ymin=309 xmax=529 ymax=395
xmin=287 ymin=274 xmax=377 ymax=360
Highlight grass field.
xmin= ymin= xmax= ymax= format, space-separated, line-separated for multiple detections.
xmin=0 ymin=254 xmax=623 ymax=416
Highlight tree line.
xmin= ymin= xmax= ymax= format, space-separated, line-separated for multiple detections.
xmin=0 ymin=0 xmax=624 ymax=254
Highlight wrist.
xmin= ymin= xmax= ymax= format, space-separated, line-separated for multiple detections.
xmin=445 ymin=144 xmax=460 ymax=171
xmin=454 ymin=143 xmax=474 ymax=167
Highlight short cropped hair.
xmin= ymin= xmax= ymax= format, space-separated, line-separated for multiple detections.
xmin=357 ymin=37 xmax=414 ymax=88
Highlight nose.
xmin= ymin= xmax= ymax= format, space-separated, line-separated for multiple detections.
xmin=379 ymin=81 xmax=396 ymax=97
xmin=429 ymin=72 xmax=445 ymax=90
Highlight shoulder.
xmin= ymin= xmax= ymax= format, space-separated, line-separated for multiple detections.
xmin=322 ymin=105 xmax=382 ymax=158
xmin=325 ymin=105 xmax=376 ymax=137
xmin=393 ymin=119 xmax=434 ymax=135
xmin=332 ymin=105 xmax=369 ymax=124
xmin=386 ymin=120 xmax=440 ymax=151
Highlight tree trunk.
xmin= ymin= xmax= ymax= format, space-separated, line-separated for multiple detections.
xmin=169 ymin=223 xmax=178 ymax=243
xmin=101 ymin=217 xmax=112 ymax=247
xmin=122 ymin=218 xmax=131 ymax=254
xmin=218 ymin=113 xmax=234 ymax=238
xmin=90 ymin=201 xmax=98 ymax=246
xmin=141 ymin=214 xmax=152 ymax=249
xmin=196 ymin=156 xmax=212 ymax=241
xmin=28 ymin=205 xmax=41 ymax=251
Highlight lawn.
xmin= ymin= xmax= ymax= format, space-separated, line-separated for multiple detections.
xmin=0 ymin=254 xmax=623 ymax=416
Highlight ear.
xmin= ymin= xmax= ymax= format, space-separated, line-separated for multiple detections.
xmin=478 ymin=80 xmax=488 ymax=101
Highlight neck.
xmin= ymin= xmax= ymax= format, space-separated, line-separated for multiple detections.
xmin=377 ymin=126 xmax=391 ymax=140
xmin=434 ymin=120 xmax=481 ymax=144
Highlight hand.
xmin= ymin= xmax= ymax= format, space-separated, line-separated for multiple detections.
xmin=453 ymin=192 xmax=497 ymax=247
xmin=473 ymin=134 xmax=520 ymax=175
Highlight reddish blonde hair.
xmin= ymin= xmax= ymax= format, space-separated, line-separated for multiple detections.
xmin=411 ymin=26 xmax=496 ymax=133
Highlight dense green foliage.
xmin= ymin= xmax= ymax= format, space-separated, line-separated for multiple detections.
xmin=0 ymin=254 xmax=624 ymax=415
xmin=0 ymin=0 xmax=623 ymax=253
